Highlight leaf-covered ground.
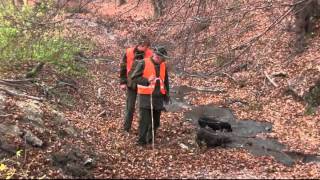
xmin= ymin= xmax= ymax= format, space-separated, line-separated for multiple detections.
xmin=1 ymin=0 xmax=320 ymax=178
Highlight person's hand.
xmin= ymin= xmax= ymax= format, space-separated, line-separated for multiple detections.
xmin=120 ymin=84 xmax=127 ymax=91
xmin=148 ymin=76 xmax=156 ymax=84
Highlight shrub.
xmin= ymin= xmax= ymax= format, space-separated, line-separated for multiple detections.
xmin=0 ymin=0 xmax=88 ymax=76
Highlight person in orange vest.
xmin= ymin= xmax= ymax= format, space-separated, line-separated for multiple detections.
xmin=120 ymin=35 xmax=153 ymax=133
xmin=130 ymin=46 xmax=170 ymax=145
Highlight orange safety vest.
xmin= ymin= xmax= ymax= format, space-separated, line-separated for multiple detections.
xmin=126 ymin=47 xmax=153 ymax=75
xmin=137 ymin=58 xmax=167 ymax=95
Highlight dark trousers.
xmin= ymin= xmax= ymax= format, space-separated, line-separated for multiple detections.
xmin=123 ymin=88 xmax=137 ymax=131
xmin=138 ymin=108 xmax=161 ymax=144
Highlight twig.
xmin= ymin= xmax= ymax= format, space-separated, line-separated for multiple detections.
xmin=97 ymin=87 xmax=102 ymax=99
xmin=97 ymin=110 xmax=106 ymax=118
xmin=264 ymin=71 xmax=278 ymax=87
xmin=0 ymin=88 xmax=44 ymax=101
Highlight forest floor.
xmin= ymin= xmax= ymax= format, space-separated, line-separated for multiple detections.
xmin=1 ymin=0 xmax=320 ymax=178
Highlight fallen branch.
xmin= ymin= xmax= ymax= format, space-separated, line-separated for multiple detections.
xmin=181 ymin=72 xmax=210 ymax=79
xmin=0 ymin=114 xmax=13 ymax=118
xmin=0 ymin=79 xmax=34 ymax=83
xmin=0 ymin=80 xmax=32 ymax=88
xmin=271 ymin=71 xmax=287 ymax=78
xmin=97 ymin=110 xmax=106 ymax=118
xmin=264 ymin=71 xmax=278 ymax=87
xmin=192 ymin=87 xmax=226 ymax=93
xmin=0 ymin=88 xmax=44 ymax=101
xmin=56 ymin=81 xmax=78 ymax=90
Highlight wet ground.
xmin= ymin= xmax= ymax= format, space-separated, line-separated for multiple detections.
xmin=167 ymin=86 xmax=320 ymax=166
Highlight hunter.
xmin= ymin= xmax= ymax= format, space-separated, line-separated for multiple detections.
xmin=120 ymin=35 xmax=153 ymax=132
xmin=130 ymin=46 xmax=170 ymax=145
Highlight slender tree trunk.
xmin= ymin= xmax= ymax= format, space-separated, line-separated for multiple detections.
xmin=151 ymin=0 xmax=165 ymax=18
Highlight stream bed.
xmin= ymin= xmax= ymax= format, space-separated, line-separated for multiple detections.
xmin=166 ymin=86 xmax=320 ymax=166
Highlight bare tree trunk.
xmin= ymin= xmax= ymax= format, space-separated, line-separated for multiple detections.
xmin=293 ymin=0 xmax=320 ymax=53
xmin=151 ymin=0 xmax=165 ymax=18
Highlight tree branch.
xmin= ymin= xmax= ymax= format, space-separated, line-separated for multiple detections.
xmin=264 ymin=71 xmax=278 ymax=87
xmin=0 ymin=88 xmax=44 ymax=101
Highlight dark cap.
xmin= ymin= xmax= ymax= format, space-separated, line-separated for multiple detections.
xmin=153 ymin=46 xmax=170 ymax=59
xmin=137 ymin=34 xmax=151 ymax=46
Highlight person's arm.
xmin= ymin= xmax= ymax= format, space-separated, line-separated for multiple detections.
xmin=130 ymin=60 xmax=149 ymax=86
xmin=120 ymin=51 xmax=128 ymax=85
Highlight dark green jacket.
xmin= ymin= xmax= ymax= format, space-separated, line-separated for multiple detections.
xmin=119 ymin=47 xmax=146 ymax=88
xmin=130 ymin=57 xmax=170 ymax=110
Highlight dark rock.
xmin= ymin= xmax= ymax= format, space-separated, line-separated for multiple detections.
xmin=23 ymin=130 xmax=43 ymax=147
xmin=52 ymin=150 xmax=82 ymax=167
xmin=58 ymin=126 xmax=79 ymax=138
xmin=0 ymin=124 xmax=23 ymax=137
xmin=16 ymin=100 xmax=44 ymax=126
xmin=51 ymin=110 xmax=67 ymax=125
xmin=65 ymin=163 xmax=89 ymax=177
xmin=198 ymin=117 xmax=232 ymax=132
xmin=52 ymin=149 xmax=94 ymax=178
xmin=196 ymin=128 xmax=231 ymax=148
xmin=185 ymin=105 xmax=236 ymax=125
xmin=63 ymin=126 xmax=78 ymax=137
xmin=0 ymin=139 xmax=17 ymax=155
xmin=84 ymin=158 xmax=94 ymax=168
